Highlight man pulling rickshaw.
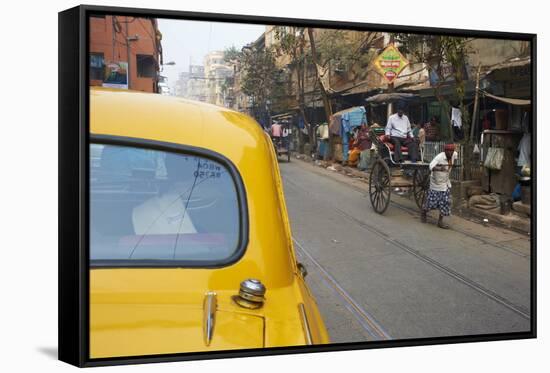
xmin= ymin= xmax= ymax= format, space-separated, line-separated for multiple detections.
xmin=270 ymin=121 xmax=291 ymax=162
xmin=421 ymin=143 xmax=458 ymax=229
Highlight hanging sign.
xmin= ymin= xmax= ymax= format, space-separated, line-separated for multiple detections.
xmin=373 ymin=44 xmax=409 ymax=83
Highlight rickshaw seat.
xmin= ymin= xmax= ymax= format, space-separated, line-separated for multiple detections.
xmin=378 ymin=135 xmax=409 ymax=152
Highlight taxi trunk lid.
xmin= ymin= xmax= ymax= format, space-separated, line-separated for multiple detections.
xmin=90 ymin=271 xmax=265 ymax=358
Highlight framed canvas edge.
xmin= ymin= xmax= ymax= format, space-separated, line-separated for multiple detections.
xmin=58 ymin=4 xmax=537 ymax=368
xmin=58 ymin=5 xmax=88 ymax=368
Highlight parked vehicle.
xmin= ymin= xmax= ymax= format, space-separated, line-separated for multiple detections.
xmin=89 ymin=87 xmax=329 ymax=358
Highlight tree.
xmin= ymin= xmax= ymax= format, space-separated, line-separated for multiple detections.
xmin=312 ymin=29 xmax=379 ymax=160
xmin=393 ymin=34 xmax=472 ymax=141
xmin=393 ymin=34 xmax=474 ymax=178
xmin=272 ymin=27 xmax=381 ymax=158
xmin=223 ymin=46 xmax=242 ymax=64
xmin=225 ymin=45 xmax=283 ymax=124
xmin=273 ymin=26 xmax=312 ymax=152
xmin=316 ymin=29 xmax=379 ymax=84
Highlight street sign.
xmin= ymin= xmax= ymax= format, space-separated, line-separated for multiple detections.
xmin=373 ymin=44 xmax=409 ymax=83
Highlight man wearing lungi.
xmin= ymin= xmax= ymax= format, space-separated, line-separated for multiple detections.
xmin=421 ymin=143 xmax=458 ymax=229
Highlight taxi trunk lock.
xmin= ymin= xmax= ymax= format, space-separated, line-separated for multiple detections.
xmin=232 ymin=279 xmax=266 ymax=309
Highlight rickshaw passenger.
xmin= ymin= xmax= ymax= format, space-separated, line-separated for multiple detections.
xmin=385 ymin=104 xmax=420 ymax=163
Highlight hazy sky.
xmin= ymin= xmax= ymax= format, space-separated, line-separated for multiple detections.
xmin=157 ymin=18 xmax=265 ymax=87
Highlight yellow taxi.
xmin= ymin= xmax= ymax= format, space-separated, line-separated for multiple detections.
xmin=89 ymin=87 xmax=329 ymax=358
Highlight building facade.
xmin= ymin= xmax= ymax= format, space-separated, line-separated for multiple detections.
xmin=89 ymin=15 xmax=163 ymax=93
xmin=188 ymin=65 xmax=207 ymax=102
xmin=203 ymin=51 xmax=234 ymax=107
xmin=173 ymin=71 xmax=189 ymax=97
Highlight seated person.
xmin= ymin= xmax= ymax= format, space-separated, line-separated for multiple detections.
xmin=356 ymin=123 xmax=372 ymax=151
xmin=385 ymin=104 xmax=420 ymax=163
xmin=424 ymin=116 xmax=440 ymax=141
xmin=418 ymin=123 xmax=426 ymax=147
xmin=132 ymin=153 xmax=198 ymax=235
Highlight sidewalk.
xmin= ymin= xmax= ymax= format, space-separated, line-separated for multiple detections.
xmin=291 ymin=153 xmax=531 ymax=236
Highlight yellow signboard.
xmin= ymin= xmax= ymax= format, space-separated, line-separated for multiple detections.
xmin=373 ymin=44 xmax=409 ymax=83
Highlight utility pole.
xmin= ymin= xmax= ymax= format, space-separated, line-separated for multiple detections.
xmin=387 ymin=34 xmax=395 ymax=120
xmin=125 ymin=17 xmax=131 ymax=89
xmin=111 ymin=17 xmax=116 ymax=66
xmin=470 ymin=64 xmax=482 ymax=142
xmin=307 ymin=28 xmax=332 ymax=160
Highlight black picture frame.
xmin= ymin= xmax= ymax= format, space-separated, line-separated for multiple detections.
xmin=59 ymin=4 xmax=537 ymax=368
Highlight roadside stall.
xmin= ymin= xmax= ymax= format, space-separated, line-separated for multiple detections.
xmin=328 ymin=106 xmax=368 ymax=164
xmin=479 ymin=92 xmax=531 ymax=215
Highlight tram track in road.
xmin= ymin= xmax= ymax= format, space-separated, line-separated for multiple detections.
xmin=286 ymin=161 xmax=530 ymax=259
xmin=292 ymin=237 xmax=392 ymax=341
xmin=330 ymin=205 xmax=531 ymax=321
xmin=388 ymin=201 xmax=530 ymax=259
xmin=283 ymin=174 xmax=531 ymax=322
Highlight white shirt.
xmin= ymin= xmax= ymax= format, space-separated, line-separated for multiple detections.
xmin=385 ymin=113 xmax=412 ymax=138
xmin=429 ymin=151 xmax=458 ymax=191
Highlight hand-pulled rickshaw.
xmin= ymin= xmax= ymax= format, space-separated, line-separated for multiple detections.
xmin=273 ymin=135 xmax=291 ymax=162
xmin=367 ymin=127 xmax=430 ymax=214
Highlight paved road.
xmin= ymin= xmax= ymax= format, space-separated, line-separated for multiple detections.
xmin=280 ymin=159 xmax=531 ymax=343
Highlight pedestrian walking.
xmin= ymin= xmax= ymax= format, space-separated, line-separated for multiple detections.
xmin=421 ymin=143 xmax=458 ymax=229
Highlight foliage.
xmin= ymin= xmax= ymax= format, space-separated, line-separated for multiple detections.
xmin=273 ymin=26 xmax=309 ymax=103
xmin=317 ymin=30 xmax=378 ymax=79
xmin=223 ymin=46 xmax=242 ymax=64
xmin=273 ymin=27 xmax=307 ymax=62
xmin=229 ymin=45 xmax=284 ymax=110
xmin=392 ymin=33 xmax=472 ymax=142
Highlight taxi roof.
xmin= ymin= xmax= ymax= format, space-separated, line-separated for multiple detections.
xmin=90 ymin=87 xmax=267 ymax=161
xmin=89 ymin=88 xmax=296 ymax=288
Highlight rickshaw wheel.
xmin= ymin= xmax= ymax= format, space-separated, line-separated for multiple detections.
xmin=369 ymin=159 xmax=391 ymax=214
xmin=413 ymin=168 xmax=430 ymax=210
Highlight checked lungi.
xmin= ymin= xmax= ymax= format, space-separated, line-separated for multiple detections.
xmin=424 ymin=189 xmax=451 ymax=216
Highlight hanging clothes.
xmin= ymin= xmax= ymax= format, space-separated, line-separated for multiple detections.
xmin=451 ymin=107 xmax=462 ymax=128
xmin=329 ymin=114 xmax=342 ymax=135
xmin=341 ymin=127 xmax=350 ymax=162
xmin=317 ymin=123 xmax=329 ymax=140
xmin=517 ymin=132 xmax=531 ymax=168
xmin=336 ymin=106 xmax=368 ymax=162
xmin=341 ymin=106 xmax=367 ymax=132
xmin=318 ymin=140 xmax=329 ymax=159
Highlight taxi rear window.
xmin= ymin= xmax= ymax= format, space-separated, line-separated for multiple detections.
xmin=90 ymin=142 xmax=243 ymax=267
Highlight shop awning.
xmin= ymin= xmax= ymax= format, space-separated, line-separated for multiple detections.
xmin=365 ymin=92 xmax=418 ymax=103
xmin=479 ymin=90 xmax=531 ymax=106
xmin=484 ymin=57 xmax=530 ymax=76
xmin=332 ymin=106 xmax=366 ymax=116
xmin=271 ymin=112 xmax=294 ymax=119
